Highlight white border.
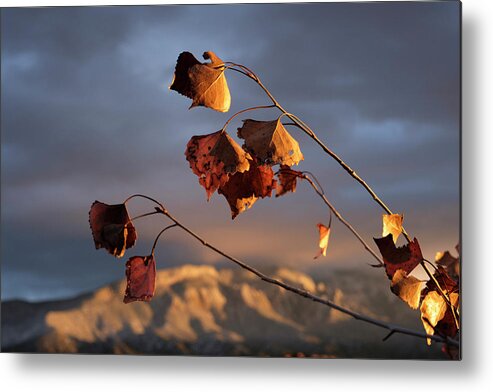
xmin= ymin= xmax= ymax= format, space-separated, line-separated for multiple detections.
xmin=1 ymin=0 xmax=492 ymax=390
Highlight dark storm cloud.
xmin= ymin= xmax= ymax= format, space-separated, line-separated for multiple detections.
xmin=1 ymin=2 xmax=460 ymax=300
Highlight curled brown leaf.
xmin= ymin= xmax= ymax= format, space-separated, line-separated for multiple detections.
xmin=89 ymin=201 xmax=137 ymax=258
xmin=374 ymin=234 xmax=423 ymax=279
xmin=276 ymin=165 xmax=304 ymax=197
xmin=218 ymin=159 xmax=276 ymax=219
xmin=185 ymin=130 xmax=251 ymax=200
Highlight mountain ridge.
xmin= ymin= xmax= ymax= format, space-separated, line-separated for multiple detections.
xmin=1 ymin=264 xmax=443 ymax=358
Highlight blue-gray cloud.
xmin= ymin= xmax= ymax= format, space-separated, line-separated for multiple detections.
xmin=1 ymin=2 xmax=460 ymax=301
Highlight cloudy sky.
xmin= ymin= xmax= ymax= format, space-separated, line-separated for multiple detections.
xmin=1 ymin=2 xmax=460 ymax=301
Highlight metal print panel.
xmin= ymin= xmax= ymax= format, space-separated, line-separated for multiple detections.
xmin=0 ymin=1 xmax=461 ymax=359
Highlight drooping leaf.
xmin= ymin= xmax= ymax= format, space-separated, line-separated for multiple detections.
xmin=420 ymin=290 xmax=459 ymax=345
xmin=390 ymin=269 xmax=424 ymax=309
xmin=374 ymin=234 xmax=423 ymax=279
xmin=435 ymin=292 xmax=459 ymax=341
xmin=185 ymin=130 xmax=251 ymax=200
xmin=218 ymin=160 xmax=276 ymax=219
xmin=435 ymin=250 xmax=460 ymax=281
xmin=170 ymin=51 xmax=231 ymax=112
xmin=314 ymin=223 xmax=331 ymax=259
xmin=124 ymin=255 xmax=156 ymax=304
xmin=237 ymin=118 xmax=304 ymax=166
xmin=420 ymin=290 xmax=448 ymax=345
xmin=89 ymin=201 xmax=137 ymax=258
xmin=382 ymin=213 xmax=404 ymax=244
xmin=276 ymin=165 xmax=304 ymax=197
xmin=425 ymin=265 xmax=459 ymax=295
xmin=419 ymin=265 xmax=460 ymax=344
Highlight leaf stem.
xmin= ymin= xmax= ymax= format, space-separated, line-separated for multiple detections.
xmin=129 ymin=211 xmax=161 ymax=223
xmin=124 ymin=194 xmax=165 ymax=210
xmin=150 ymin=224 xmax=178 ymax=257
xmin=222 ymin=104 xmax=276 ymax=132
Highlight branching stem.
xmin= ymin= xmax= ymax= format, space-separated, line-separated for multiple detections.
xmin=144 ymin=202 xmax=458 ymax=348
xmin=227 ymin=62 xmax=460 ymax=332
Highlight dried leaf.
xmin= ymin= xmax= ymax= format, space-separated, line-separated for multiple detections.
xmin=237 ymin=118 xmax=304 ymax=166
xmin=374 ymin=234 xmax=423 ymax=279
xmin=276 ymin=165 xmax=304 ymax=197
xmin=124 ymin=255 xmax=156 ymax=304
xmin=435 ymin=292 xmax=459 ymax=341
xmin=435 ymin=250 xmax=460 ymax=281
xmin=170 ymin=51 xmax=231 ymax=112
xmin=420 ymin=266 xmax=459 ymax=344
xmin=89 ymin=201 xmax=137 ymax=258
xmin=425 ymin=265 xmax=459 ymax=295
xmin=420 ymin=290 xmax=448 ymax=345
xmin=314 ymin=223 xmax=331 ymax=259
xmin=390 ymin=269 xmax=424 ymax=309
xmin=218 ymin=160 xmax=276 ymax=219
xmin=382 ymin=213 xmax=403 ymax=244
xmin=185 ymin=130 xmax=251 ymax=200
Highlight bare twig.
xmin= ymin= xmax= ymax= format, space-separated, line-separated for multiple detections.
xmin=136 ymin=201 xmax=458 ymax=348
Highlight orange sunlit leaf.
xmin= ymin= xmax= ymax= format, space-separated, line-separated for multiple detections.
xmin=390 ymin=269 xmax=424 ymax=309
xmin=170 ymin=51 xmax=231 ymax=112
xmin=382 ymin=213 xmax=403 ymax=244
xmin=420 ymin=290 xmax=447 ymax=345
xmin=237 ymin=118 xmax=304 ymax=166
xmin=314 ymin=223 xmax=331 ymax=259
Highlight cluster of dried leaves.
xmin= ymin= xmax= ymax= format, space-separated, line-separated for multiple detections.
xmin=374 ymin=214 xmax=460 ymax=353
xmin=173 ymin=51 xmax=304 ymax=219
xmin=88 ymin=51 xmax=460 ymax=356
xmin=89 ymin=201 xmax=155 ymax=303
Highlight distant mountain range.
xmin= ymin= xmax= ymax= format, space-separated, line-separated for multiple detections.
xmin=1 ymin=265 xmax=443 ymax=358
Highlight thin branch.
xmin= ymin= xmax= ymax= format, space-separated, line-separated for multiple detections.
xmin=150 ymin=224 xmax=178 ymax=256
xmin=129 ymin=211 xmax=161 ymax=223
xmin=302 ymin=174 xmax=384 ymax=267
xmin=228 ymin=62 xmax=459 ymax=330
xmin=150 ymin=203 xmax=457 ymax=348
xmin=124 ymin=194 xmax=165 ymax=210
